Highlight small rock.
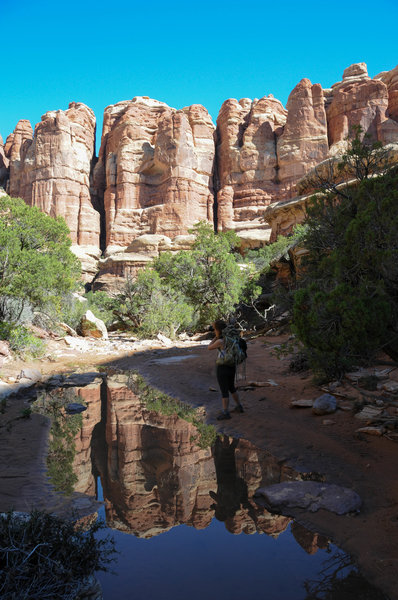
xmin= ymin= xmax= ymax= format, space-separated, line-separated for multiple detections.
xmin=58 ymin=322 xmax=78 ymax=336
xmin=0 ymin=341 xmax=10 ymax=357
xmin=339 ymin=401 xmax=354 ymax=412
xmin=356 ymin=426 xmax=384 ymax=436
xmin=312 ymin=394 xmax=337 ymax=415
xmin=322 ymin=419 xmax=336 ymax=425
xmin=248 ymin=380 xmax=278 ymax=387
xmin=291 ymin=399 xmax=314 ymax=408
xmin=355 ymin=406 xmax=383 ymax=421
xmin=382 ymin=381 xmax=398 ymax=393
xmin=18 ymin=368 xmax=42 ymax=383
xmin=65 ymin=403 xmax=87 ymax=414
xmin=157 ymin=333 xmax=173 ymax=346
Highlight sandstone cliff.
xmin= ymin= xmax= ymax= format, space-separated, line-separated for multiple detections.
xmin=5 ymin=103 xmax=101 ymax=279
xmin=2 ymin=62 xmax=398 ymax=285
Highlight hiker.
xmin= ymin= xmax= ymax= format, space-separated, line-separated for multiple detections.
xmin=208 ymin=319 xmax=245 ymax=420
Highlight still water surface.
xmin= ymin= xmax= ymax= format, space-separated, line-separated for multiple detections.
xmin=35 ymin=373 xmax=387 ymax=600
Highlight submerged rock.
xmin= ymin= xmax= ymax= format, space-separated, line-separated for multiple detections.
xmin=254 ymin=481 xmax=361 ymax=515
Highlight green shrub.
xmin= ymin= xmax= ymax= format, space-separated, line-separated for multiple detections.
xmin=116 ymin=268 xmax=196 ymax=338
xmin=292 ymin=132 xmax=398 ymax=378
xmin=246 ymin=224 xmax=307 ymax=274
xmin=0 ymin=196 xmax=80 ymax=323
xmin=153 ymin=221 xmax=257 ymax=327
xmin=0 ymin=323 xmax=45 ymax=358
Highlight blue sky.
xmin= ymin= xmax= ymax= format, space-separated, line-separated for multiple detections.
xmin=1 ymin=0 xmax=397 ymax=153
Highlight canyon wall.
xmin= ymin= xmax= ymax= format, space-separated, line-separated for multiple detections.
xmin=2 ymin=62 xmax=398 ymax=285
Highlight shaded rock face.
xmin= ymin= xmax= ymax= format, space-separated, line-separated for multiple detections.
xmin=0 ymin=135 xmax=9 ymax=189
xmin=93 ymin=97 xmax=215 ymax=256
xmin=6 ymin=103 xmax=100 ymax=250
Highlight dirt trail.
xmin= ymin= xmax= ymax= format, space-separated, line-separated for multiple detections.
xmin=0 ymin=333 xmax=397 ymax=599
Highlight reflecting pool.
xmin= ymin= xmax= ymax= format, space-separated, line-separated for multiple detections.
xmin=34 ymin=373 xmax=388 ymax=600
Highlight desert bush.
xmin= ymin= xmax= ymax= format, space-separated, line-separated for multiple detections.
xmin=292 ymin=131 xmax=398 ymax=378
xmin=0 ymin=196 xmax=80 ymax=324
xmin=0 ymin=323 xmax=45 ymax=358
xmin=0 ymin=510 xmax=115 ymax=600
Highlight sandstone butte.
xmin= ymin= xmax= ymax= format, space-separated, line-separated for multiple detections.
xmin=1 ymin=62 xmax=398 ymax=289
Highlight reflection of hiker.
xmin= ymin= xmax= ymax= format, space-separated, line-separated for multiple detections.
xmin=208 ymin=319 xmax=245 ymax=420
xmin=210 ymin=435 xmax=253 ymax=523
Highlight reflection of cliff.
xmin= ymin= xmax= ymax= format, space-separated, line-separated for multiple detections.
xmin=71 ymin=375 xmax=325 ymax=547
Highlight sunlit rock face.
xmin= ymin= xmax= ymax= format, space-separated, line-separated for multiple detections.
xmin=327 ymin=63 xmax=398 ymax=154
xmin=215 ymin=96 xmax=287 ymax=239
xmin=93 ymin=97 xmax=215 ymax=255
xmin=5 ymin=104 xmax=101 ymax=279
xmin=263 ymin=63 xmax=398 ymax=240
xmin=277 ymin=79 xmax=329 ymax=194
xmin=375 ymin=64 xmax=398 ymax=124
xmin=5 ymin=119 xmax=33 ymax=196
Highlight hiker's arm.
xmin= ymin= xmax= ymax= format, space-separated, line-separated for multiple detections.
xmin=208 ymin=337 xmax=223 ymax=351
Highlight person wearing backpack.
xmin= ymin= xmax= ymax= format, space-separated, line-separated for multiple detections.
xmin=208 ymin=319 xmax=245 ymax=420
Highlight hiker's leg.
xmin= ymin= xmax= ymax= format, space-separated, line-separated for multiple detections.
xmin=229 ymin=368 xmax=243 ymax=412
xmin=231 ymin=391 xmax=240 ymax=405
xmin=222 ymin=396 xmax=229 ymax=411
xmin=216 ymin=366 xmax=231 ymax=418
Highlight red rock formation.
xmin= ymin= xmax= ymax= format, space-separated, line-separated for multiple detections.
xmin=216 ymin=95 xmax=287 ymax=239
xmin=100 ymin=376 xmax=215 ymax=536
xmin=93 ymin=97 xmax=215 ymax=257
xmin=6 ymin=104 xmax=101 ymax=261
xmin=0 ymin=135 xmax=9 ymax=189
xmin=277 ymin=79 xmax=329 ymax=195
xmin=327 ymin=63 xmax=398 ymax=153
xmin=72 ymin=380 xmax=103 ymax=496
xmin=5 ymin=120 xmax=33 ymax=196
xmin=3 ymin=62 xmax=398 ymax=285
xmin=375 ymin=64 xmax=398 ymax=123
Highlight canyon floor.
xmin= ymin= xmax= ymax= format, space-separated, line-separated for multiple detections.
xmin=0 ymin=332 xmax=397 ymax=599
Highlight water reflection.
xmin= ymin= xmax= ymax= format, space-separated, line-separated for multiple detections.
xmin=40 ymin=373 xmax=325 ymax=551
xmin=34 ymin=373 xmax=389 ymax=599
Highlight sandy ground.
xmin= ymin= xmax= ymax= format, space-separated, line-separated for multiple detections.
xmin=0 ymin=332 xmax=397 ymax=599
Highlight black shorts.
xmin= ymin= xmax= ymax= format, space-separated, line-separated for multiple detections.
xmin=216 ymin=364 xmax=237 ymax=397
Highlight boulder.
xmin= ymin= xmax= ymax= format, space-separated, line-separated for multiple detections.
xmin=312 ymin=393 xmax=337 ymax=415
xmin=254 ymin=480 xmax=361 ymax=515
xmin=77 ymin=310 xmax=108 ymax=339
xmin=0 ymin=341 xmax=10 ymax=357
